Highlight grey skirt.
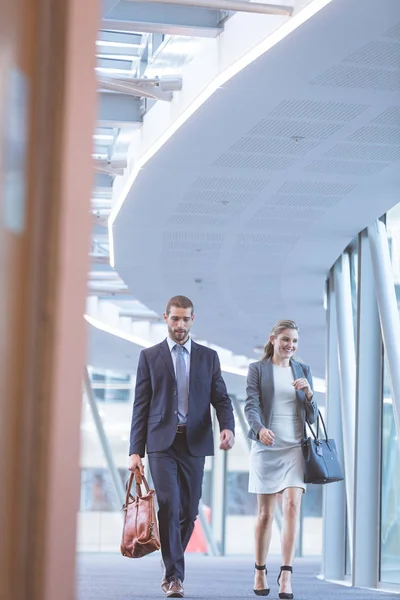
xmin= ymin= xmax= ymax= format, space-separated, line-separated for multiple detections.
xmin=248 ymin=414 xmax=305 ymax=494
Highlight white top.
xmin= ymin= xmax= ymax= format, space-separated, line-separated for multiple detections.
xmin=272 ymin=365 xmax=297 ymax=416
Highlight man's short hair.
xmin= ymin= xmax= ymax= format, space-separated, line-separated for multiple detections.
xmin=165 ymin=295 xmax=194 ymax=315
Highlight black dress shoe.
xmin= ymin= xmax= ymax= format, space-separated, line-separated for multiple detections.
xmin=277 ymin=565 xmax=294 ymax=599
xmin=253 ymin=563 xmax=270 ymax=596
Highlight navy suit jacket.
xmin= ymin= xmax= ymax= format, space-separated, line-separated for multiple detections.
xmin=129 ymin=339 xmax=235 ymax=457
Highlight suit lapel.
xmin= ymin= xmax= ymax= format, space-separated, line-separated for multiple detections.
xmin=159 ymin=339 xmax=176 ymax=381
xmin=291 ymin=359 xmax=304 ymax=402
xmin=189 ymin=340 xmax=199 ymax=392
xmin=261 ymin=359 xmax=274 ymax=401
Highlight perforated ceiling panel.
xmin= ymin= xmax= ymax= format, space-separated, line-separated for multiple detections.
xmin=348 ymin=126 xmax=400 ymax=144
xmin=278 ymin=181 xmax=356 ymax=196
xmin=170 ymin=200 xmax=245 ymax=227
xmin=171 ymin=178 xmax=269 ymax=227
xmin=325 ymin=143 xmax=400 ymax=161
xmin=311 ymin=65 xmax=400 ymax=91
xmin=182 ymin=189 xmax=256 ymax=204
xmin=384 ymin=22 xmax=400 ymax=40
xmin=170 ymin=214 xmax=228 ymax=227
xmin=249 ymin=204 xmax=323 ymax=221
xmin=268 ymin=99 xmax=368 ymax=121
xmin=372 ymin=107 xmax=400 ymax=126
xmin=193 ymin=176 xmax=269 ymax=193
xmin=177 ymin=202 xmax=246 ymax=216
xmin=268 ymin=193 xmax=340 ymax=208
xmin=162 ymin=231 xmax=224 ymax=265
xmin=233 ymin=233 xmax=299 ymax=256
xmin=343 ymin=40 xmax=400 ymax=68
xmin=248 ymin=119 xmax=343 ymax=139
xmin=112 ymin=0 xmax=400 ymax=378
xmin=212 ymin=153 xmax=296 ymax=170
xmin=303 ymin=159 xmax=389 ymax=176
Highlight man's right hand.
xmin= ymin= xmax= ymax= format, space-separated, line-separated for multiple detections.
xmin=258 ymin=428 xmax=275 ymax=446
xmin=128 ymin=454 xmax=144 ymax=478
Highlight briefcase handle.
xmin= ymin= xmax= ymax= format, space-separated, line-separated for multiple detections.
xmin=304 ymin=409 xmax=329 ymax=443
xmin=125 ymin=472 xmax=151 ymax=507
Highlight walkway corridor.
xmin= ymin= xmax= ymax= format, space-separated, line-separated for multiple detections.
xmin=77 ymin=554 xmax=399 ymax=600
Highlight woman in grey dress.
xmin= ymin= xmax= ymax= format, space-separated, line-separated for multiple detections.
xmin=244 ymin=320 xmax=318 ymax=600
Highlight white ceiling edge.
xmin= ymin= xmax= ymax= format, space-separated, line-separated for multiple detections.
xmin=108 ymin=0 xmax=333 ymax=259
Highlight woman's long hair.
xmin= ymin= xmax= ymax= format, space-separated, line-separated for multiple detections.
xmin=262 ymin=320 xmax=299 ymax=360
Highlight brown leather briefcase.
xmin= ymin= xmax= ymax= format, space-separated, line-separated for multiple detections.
xmin=120 ymin=472 xmax=161 ymax=558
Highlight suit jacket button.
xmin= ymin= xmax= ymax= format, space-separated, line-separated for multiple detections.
xmin=174 ymin=410 xmax=177 ymax=415
xmin=173 ymin=391 xmax=177 ymax=395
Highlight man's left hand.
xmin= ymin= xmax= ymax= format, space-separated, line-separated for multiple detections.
xmin=219 ymin=429 xmax=235 ymax=450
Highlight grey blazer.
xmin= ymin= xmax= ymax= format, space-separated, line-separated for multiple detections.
xmin=244 ymin=358 xmax=318 ymax=441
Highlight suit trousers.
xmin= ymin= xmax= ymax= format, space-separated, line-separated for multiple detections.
xmin=148 ymin=432 xmax=205 ymax=582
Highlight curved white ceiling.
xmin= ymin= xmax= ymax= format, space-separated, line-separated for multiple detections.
xmin=113 ymin=0 xmax=400 ymax=378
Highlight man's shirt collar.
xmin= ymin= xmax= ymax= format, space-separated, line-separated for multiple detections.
xmin=167 ymin=336 xmax=192 ymax=354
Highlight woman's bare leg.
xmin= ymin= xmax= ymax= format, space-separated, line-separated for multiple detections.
xmin=279 ymin=487 xmax=303 ymax=595
xmin=254 ymin=493 xmax=276 ymax=591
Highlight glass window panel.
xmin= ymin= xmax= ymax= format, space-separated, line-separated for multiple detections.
xmin=380 ymin=207 xmax=400 ymax=584
xmin=380 ymin=361 xmax=400 ymax=584
xmin=349 ymin=244 xmax=358 ymax=348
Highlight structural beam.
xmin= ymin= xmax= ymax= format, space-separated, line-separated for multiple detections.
xmin=94 ymin=173 xmax=114 ymax=187
xmin=322 ymin=274 xmax=346 ymax=581
xmin=210 ymin=411 xmax=226 ymax=554
xmin=230 ymin=395 xmax=250 ymax=450
xmin=98 ymin=30 xmax=143 ymax=45
xmin=368 ymin=220 xmax=400 ymax=444
xmin=103 ymin=0 xmax=121 ymax=16
xmin=83 ymin=369 xmax=126 ymax=508
xmin=126 ymin=0 xmax=293 ymax=16
xmin=98 ymin=75 xmax=180 ymax=101
xmin=199 ymin=499 xmax=221 ymax=556
xmin=97 ymin=44 xmax=142 ymax=57
xmin=98 ymin=91 xmax=143 ymax=126
xmin=333 ymin=253 xmax=356 ymax=563
xmin=352 ymin=231 xmax=382 ymax=588
xmin=103 ymin=0 xmax=224 ymax=37
xmin=97 ymin=56 xmax=134 ymax=70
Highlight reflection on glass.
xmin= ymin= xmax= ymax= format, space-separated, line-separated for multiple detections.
xmin=349 ymin=245 xmax=358 ymax=347
xmin=80 ymin=468 xmax=125 ymax=511
xmin=380 ymin=208 xmax=400 ymax=583
xmin=89 ymin=367 xmax=133 ymax=403
xmin=381 ymin=361 xmax=400 ymax=584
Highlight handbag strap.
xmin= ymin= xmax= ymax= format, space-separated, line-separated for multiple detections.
xmin=304 ymin=409 xmax=328 ymax=442
xmin=125 ymin=471 xmax=151 ymax=505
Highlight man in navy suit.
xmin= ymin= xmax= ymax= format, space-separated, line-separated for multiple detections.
xmin=128 ymin=295 xmax=235 ymax=598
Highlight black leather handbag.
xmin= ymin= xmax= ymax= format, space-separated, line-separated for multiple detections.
xmin=302 ymin=410 xmax=344 ymax=484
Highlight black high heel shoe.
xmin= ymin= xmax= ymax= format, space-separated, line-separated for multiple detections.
xmin=253 ymin=563 xmax=270 ymax=596
xmin=277 ymin=565 xmax=293 ymax=600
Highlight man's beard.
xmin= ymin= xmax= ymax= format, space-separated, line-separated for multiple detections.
xmin=169 ymin=327 xmax=188 ymax=343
